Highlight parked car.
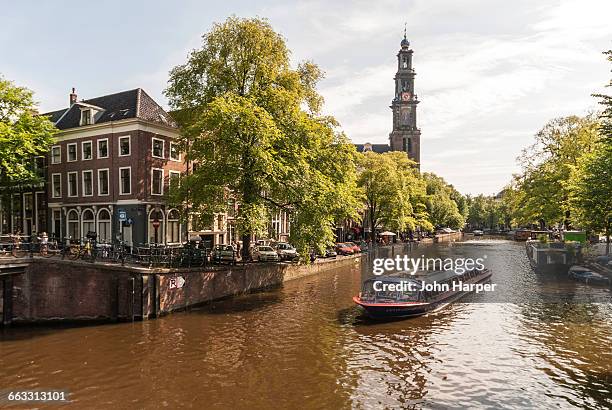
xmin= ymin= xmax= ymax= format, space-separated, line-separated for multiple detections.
xmin=473 ymin=230 xmax=484 ymax=236
xmin=211 ymin=244 xmax=237 ymax=265
xmin=317 ymin=247 xmax=338 ymax=258
xmin=253 ymin=245 xmax=280 ymax=262
xmin=438 ymin=227 xmax=454 ymax=234
xmin=325 ymin=247 xmax=338 ymax=258
xmin=276 ymin=242 xmax=299 ymax=261
xmin=336 ymin=243 xmax=354 ymax=255
xmin=346 ymin=242 xmax=362 ymax=253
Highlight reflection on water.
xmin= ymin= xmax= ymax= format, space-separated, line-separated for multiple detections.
xmin=1 ymin=239 xmax=611 ymax=409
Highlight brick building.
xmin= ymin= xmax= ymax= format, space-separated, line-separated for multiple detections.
xmin=41 ymin=88 xmax=187 ymax=246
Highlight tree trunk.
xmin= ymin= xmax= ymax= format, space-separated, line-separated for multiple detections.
xmin=242 ymin=233 xmax=251 ymax=261
xmin=369 ymin=206 xmax=376 ymax=243
xmin=606 ymin=224 xmax=610 ymax=256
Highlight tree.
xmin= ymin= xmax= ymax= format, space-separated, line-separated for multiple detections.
xmin=165 ymin=17 xmax=360 ymax=257
xmin=357 ymin=151 xmax=427 ymax=240
xmin=422 ymin=173 xmax=465 ymax=229
xmin=511 ymin=115 xmax=601 ymax=227
xmin=592 ymin=50 xmax=612 ymax=143
xmin=0 ymin=77 xmax=55 ymax=185
xmin=568 ymin=142 xmax=612 ymax=254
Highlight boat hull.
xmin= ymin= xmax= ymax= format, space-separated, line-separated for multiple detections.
xmin=354 ymin=270 xmax=492 ymax=320
xmin=352 ymin=298 xmax=431 ymax=319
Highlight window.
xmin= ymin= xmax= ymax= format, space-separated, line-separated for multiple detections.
xmin=67 ymin=209 xmax=79 ymax=239
xmin=167 ymin=209 xmax=180 ymax=243
xmin=97 ymin=209 xmax=111 ymax=243
xmin=80 ymin=109 xmax=91 ymax=125
xmin=97 ymin=139 xmax=108 ymax=158
xmin=152 ymin=138 xmax=164 ymax=158
xmin=119 ymin=136 xmax=130 ymax=156
xmin=82 ymin=209 xmax=95 ymax=235
xmin=148 ymin=209 xmax=164 ymax=244
xmin=51 ymin=146 xmax=61 ymax=164
xmin=98 ymin=169 xmax=109 ymax=196
xmin=67 ymin=143 xmax=77 ymax=162
xmin=169 ymin=142 xmax=180 ymax=161
xmin=82 ymin=170 xmax=93 ymax=196
xmin=152 ymin=168 xmax=163 ymax=195
xmin=119 ymin=167 xmax=131 ymax=195
xmin=51 ymin=173 xmax=61 ymax=198
xmin=68 ymin=172 xmax=78 ymax=197
xmin=82 ymin=141 xmax=92 ymax=160
xmin=169 ymin=170 xmax=181 ymax=189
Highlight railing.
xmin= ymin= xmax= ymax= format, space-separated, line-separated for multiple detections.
xmin=0 ymin=235 xmax=213 ymax=269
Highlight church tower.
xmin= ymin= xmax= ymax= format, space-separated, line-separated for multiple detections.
xmin=389 ymin=31 xmax=421 ymax=167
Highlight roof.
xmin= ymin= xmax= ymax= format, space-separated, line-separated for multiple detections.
xmin=354 ymin=143 xmax=391 ymax=154
xmin=41 ymin=88 xmax=177 ymax=130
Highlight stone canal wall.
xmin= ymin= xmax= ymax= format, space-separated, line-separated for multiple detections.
xmin=1 ymin=254 xmax=362 ymax=324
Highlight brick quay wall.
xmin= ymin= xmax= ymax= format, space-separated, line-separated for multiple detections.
xmin=1 ymin=254 xmax=362 ymax=325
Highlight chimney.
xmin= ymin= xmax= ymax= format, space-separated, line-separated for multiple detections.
xmin=69 ymin=88 xmax=77 ymax=106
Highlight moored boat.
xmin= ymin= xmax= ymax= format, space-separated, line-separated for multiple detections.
xmin=525 ymin=240 xmax=578 ymax=274
xmin=568 ymin=265 xmax=611 ymax=286
xmin=353 ymin=268 xmax=492 ymax=319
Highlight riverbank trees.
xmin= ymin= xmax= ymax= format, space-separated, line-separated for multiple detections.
xmin=165 ymin=17 xmax=360 ymax=256
xmin=489 ymin=50 xmax=611 ymax=251
xmin=357 ymin=152 xmax=430 ymax=240
xmin=0 ymin=77 xmax=55 ymax=186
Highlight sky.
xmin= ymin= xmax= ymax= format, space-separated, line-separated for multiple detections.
xmin=1 ymin=0 xmax=610 ymax=195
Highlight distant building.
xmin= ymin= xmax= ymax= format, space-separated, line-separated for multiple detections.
xmin=355 ymin=33 xmax=421 ymax=167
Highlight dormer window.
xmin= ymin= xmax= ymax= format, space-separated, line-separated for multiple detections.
xmin=81 ymin=109 xmax=92 ymax=126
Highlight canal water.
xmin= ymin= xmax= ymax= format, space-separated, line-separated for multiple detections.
xmin=1 ymin=238 xmax=611 ymax=409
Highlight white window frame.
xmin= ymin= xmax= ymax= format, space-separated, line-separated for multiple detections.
xmin=97 ymin=138 xmax=109 ymax=159
xmin=51 ymin=173 xmax=62 ymax=198
xmin=67 ymin=171 xmax=78 ymax=197
xmin=118 ymin=135 xmax=131 ymax=157
xmin=151 ymin=168 xmax=164 ymax=196
xmin=169 ymin=141 xmax=181 ymax=161
xmin=82 ymin=140 xmax=93 ymax=161
xmin=67 ymin=143 xmax=78 ymax=162
xmin=97 ymin=168 xmax=110 ymax=196
xmin=51 ymin=145 xmax=62 ymax=164
xmin=166 ymin=208 xmax=181 ymax=244
xmin=82 ymin=170 xmax=94 ymax=197
xmin=97 ymin=208 xmax=111 ymax=243
xmin=80 ymin=109 xmax=92 ymax=126
xmin=119 ymin=166 xmax=131 ymax=195
xmin=152 ymin=137 xmax=165 ymax=159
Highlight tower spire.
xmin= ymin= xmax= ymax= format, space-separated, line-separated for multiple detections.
xmin=403 ymin=22 xmax=407 ymax=40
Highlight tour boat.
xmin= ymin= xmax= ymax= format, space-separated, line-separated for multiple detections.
xmin=353 ymin=268 xmax=492 ymax=319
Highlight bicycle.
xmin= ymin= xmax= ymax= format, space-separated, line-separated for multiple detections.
xmin=69 ymin=238 xmax=97 ymax=262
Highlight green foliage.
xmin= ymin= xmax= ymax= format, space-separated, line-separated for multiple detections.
xmin=422 ymin=173 xmax=465 ymax=229
xmin=592 ymin=50 xmax=612 ymax=143
xmin=165 ymin=17 xmax=360 ymax=257
xmin=510 ymin=115 xmax=601 ymax=226
xmin=567 ymin=141 xmax=612 ymax=253
xmin=0 ymin=77 xmax=56 ymax=185
xmin=357 ymin=151 xmax=428 ymax=239
xmin=466 ymin=194 xmax=512 ymax=230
